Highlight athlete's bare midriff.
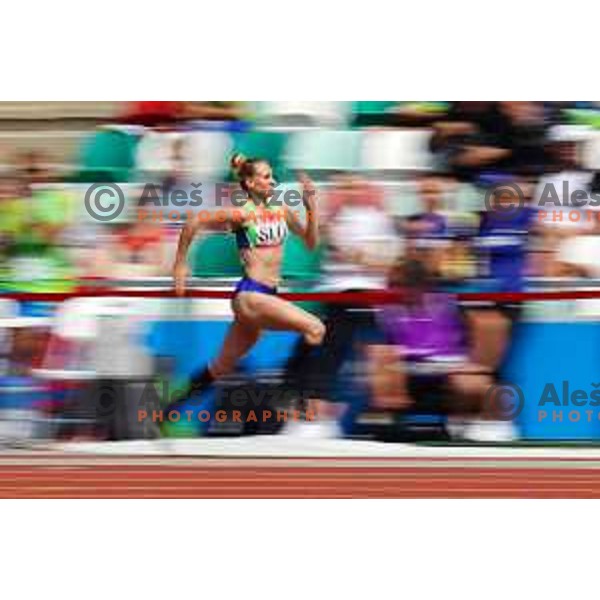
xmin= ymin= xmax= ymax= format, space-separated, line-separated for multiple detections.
xmin=240 ymin=245 xmax=283 ymax=288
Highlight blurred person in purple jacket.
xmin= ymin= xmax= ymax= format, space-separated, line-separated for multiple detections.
xmin=378 ymin=259 xmax=479 ymax=371
xmin=368 ymin=259 xmax=516 ymax=440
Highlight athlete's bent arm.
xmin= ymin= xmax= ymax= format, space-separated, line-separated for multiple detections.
xmin=286 ymin=173 xmax=319 ymax=249
xmin=173 ymin=210 xmax=243 ymax=296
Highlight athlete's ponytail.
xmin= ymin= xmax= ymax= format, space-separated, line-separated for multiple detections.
xmin=230 ymin=153 xmax=247 ymax=176
xmin=230 ymin=153 xmax=261 ymax=193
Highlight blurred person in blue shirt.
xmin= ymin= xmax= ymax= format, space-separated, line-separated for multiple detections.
xmin=476 ymin=181 xmax=537 ymax=294
xmin=403 ymin=174 xmax=448 ymax=239
xmin=468 ymin=179 xmax=537 ymax=380
xmin=401 ymin=174 xmax=449 ymax=275
xmin=402 ymin=173 xmax=478 ymax=282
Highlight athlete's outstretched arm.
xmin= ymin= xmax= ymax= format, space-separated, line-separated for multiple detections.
xmin=285 ymin=173 xmax=319 ymax=249
xmin=173 ymin=209 xmax=243 ymax=296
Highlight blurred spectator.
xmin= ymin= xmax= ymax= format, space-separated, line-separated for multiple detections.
xmin=160 ymin=136 xmax=188 ymax=190
xmin=493 ymin=102 xmax=548 ymax=175
xmin=102 ymin=222 xmax=168 ymax=280
xmin=401 ymin=173 xmax=477 ymax=281
xmin=0 ymin=153 xmax=72 ymax=248
xmin=370 ymin=259 xmax=513 ymax=440
xmin=284 ymin=173 xmax=398 ymax=403
xmin=556 ymin=174 xmax=600 ymax=278
xmin=557 ymin=219 xmax=600 ymax=278
xmin=377 ymin=259 xmax=469 ymax=368
xmin=0 ymin=170 xmax=76 ymax=293
xmin=100 ymin=193 xmax=169 ymax=280
xmin=402 ymin=173 xmax=448 ymax=270
xmin=403 ymin=174 xmax=448 ymax=240
xmin=325 ymin=173 xmax=386 ymax=217
xmin=431 ymin=102 xmax=548 ymax=181
xmin=475 ymin=179 xmax=538 ymax=294
xmin=0 ymin=176 xmax=22 ymax=284
xmin=535 ymin=125 xmax=594 ymax=238
xmin=183 ymin=101 xmax=244 ymax=122
xmin=430 ymin=102 xmax=503 ymax=179
xmin=134 ymin=129 xmax=184 ymax=183
xmin=2 ymin=222 xmax=76 ymax=293
xmin=7 ymin=327 xmax=48 ymax=376
xmin=15 ymin=151 xmax=54 ymax=184
xmin=21 ymin=155 xmax=73 ymax=242
xmin=467 ymin=181 xmax=537 ymax=379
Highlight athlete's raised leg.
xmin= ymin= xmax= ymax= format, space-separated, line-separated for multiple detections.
xmin=234 ymin=292 xmax=325 ymax=346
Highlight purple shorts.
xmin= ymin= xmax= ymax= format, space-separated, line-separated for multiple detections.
xmin=233 ymin=277 xmax=277 ymax=298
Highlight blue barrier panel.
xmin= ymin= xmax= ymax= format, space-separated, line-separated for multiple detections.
xmin=19 ymin=302 xmax=58 ymax=318
xmin=0 ymin=377 xmax=45 ymax=410
xmin=507 ymin=322 xmax=600 ymax=440
xmin=148 ymin=320 xmax=300 ymax=382
xmin=12 ymin=296 xmax=600 ymax=441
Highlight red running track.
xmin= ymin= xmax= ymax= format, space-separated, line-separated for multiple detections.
xmin=2 ymin=456 xmax=600 ymax=498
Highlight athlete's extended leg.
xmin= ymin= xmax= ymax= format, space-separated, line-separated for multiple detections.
xmin=234 ymin=292 xmax=325 ymax=346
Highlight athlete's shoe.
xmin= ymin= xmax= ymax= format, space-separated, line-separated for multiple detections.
xmin=159 ymin=390 xmax=203 ymax=436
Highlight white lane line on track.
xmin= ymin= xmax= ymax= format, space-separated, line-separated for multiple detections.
xmin=4 ymin=460 xmax=600 ymax=470
xmin=3 ymin=486 xmax=600 ymax=496
xmin=3 ymin=474 xmax=600 ymax=483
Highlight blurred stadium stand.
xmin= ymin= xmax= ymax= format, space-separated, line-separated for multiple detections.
xmin=5 ymin=102 xmax=600 ymax=444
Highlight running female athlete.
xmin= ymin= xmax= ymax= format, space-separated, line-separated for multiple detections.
xmin=168 ymin=154 xmax=325 ymax=408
